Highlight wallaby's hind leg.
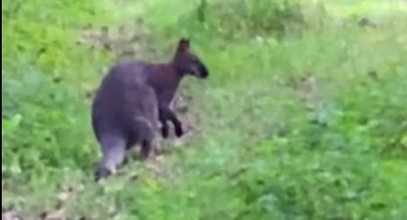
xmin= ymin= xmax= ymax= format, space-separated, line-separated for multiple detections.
xmin=94 ymin=134 xmax=126 ymax=181
xmin=139 ymin=124 xmax=159 ymax=160
xmin=140 ymin=139 xmax=154 ymax=160
xmin=140 ymin=124 xmax=159 ymax=160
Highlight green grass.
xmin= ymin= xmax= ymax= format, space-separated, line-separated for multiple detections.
xmin=2 ymin=0 xmax=407 ymax=219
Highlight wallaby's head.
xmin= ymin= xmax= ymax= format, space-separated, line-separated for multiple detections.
xmin=172 ymin=38 xmax=209 ymax=79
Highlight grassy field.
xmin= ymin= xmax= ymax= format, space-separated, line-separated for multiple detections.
xmin=2 ymin=0 xmax=407 ymax=219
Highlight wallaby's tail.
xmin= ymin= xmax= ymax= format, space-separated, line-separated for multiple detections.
xmin=95 ymin=133 xmax=126 ymax=181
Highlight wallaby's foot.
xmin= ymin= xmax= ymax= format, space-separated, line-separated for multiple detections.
xmin=161 ymin=126 xmax=169 ymax=138
xmin=122 ymin=156 xmax=130 ymax=166
xmin=140 ymin=139 xmax=155 ymax=160
xmin=175 ymin=125 xmax=184 ymax=137
xmin=140 ymin=152 xmax=150 ymax=161
xmin=140 ymin=148 xmax=157 ymax=160
xmin=153 ymin=147 xmax=163 ymax=156
xmin=94 ymin=166 xmax=113 ymax=182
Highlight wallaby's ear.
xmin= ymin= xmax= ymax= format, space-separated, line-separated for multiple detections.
xmin=177 ymin=38 xmax=190 ymax=52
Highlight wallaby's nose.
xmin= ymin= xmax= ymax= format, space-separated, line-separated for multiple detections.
xmin=200 ymin=64 xmax=209 ymax=78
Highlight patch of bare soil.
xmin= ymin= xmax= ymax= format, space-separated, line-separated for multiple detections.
xmin=76 ymin=17 xmax=149 ymax=61
xmin=285 ymin=72 xmax=321 ymax=111
xmin=2 ymin=207 xmax=22 ymax=220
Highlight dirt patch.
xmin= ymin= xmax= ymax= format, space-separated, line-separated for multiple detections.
xmin=285 ymin=72 xmax=321 ymax=110
xmin=2 ymin=207 xmax=22 ymax=220
xmin=76 ymin=15 xmax=152 ymax=62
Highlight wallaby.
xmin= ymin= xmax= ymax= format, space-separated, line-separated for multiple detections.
xmin=113 ymin=38 xmax=209 ymax=138
xmin=91 ymin=38 xmax=208 ymax=180
xmin=91 ymin=63 xmax=159 ymax=181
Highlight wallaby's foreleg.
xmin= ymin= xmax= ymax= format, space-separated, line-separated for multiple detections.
xmin=140 ymin=138 xmax=156 ymax=160
xmin=169 ymin=111 xmax=184 ymax=137
xmin=159 ymin=106 xmax=184 ymax=138
xmin=159 ymin=110 xmax=170 ymax=138
xmin=94 ymin=134 xmax=126 ymax=181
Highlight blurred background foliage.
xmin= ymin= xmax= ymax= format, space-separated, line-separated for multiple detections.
xmin=2 ymin=0 xmax=407 ymax=219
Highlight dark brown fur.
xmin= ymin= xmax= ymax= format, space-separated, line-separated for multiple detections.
xmin=113 ymin=38 xmax=209 ymax=138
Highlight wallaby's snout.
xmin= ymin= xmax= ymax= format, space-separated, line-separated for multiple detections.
xmin=186 ymin=55 xmax=209 ymax=79
xmin=196 ymin=61 xmax=209 ymax=79
xmin=173 ymin=38 xmax=209 ymax=79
